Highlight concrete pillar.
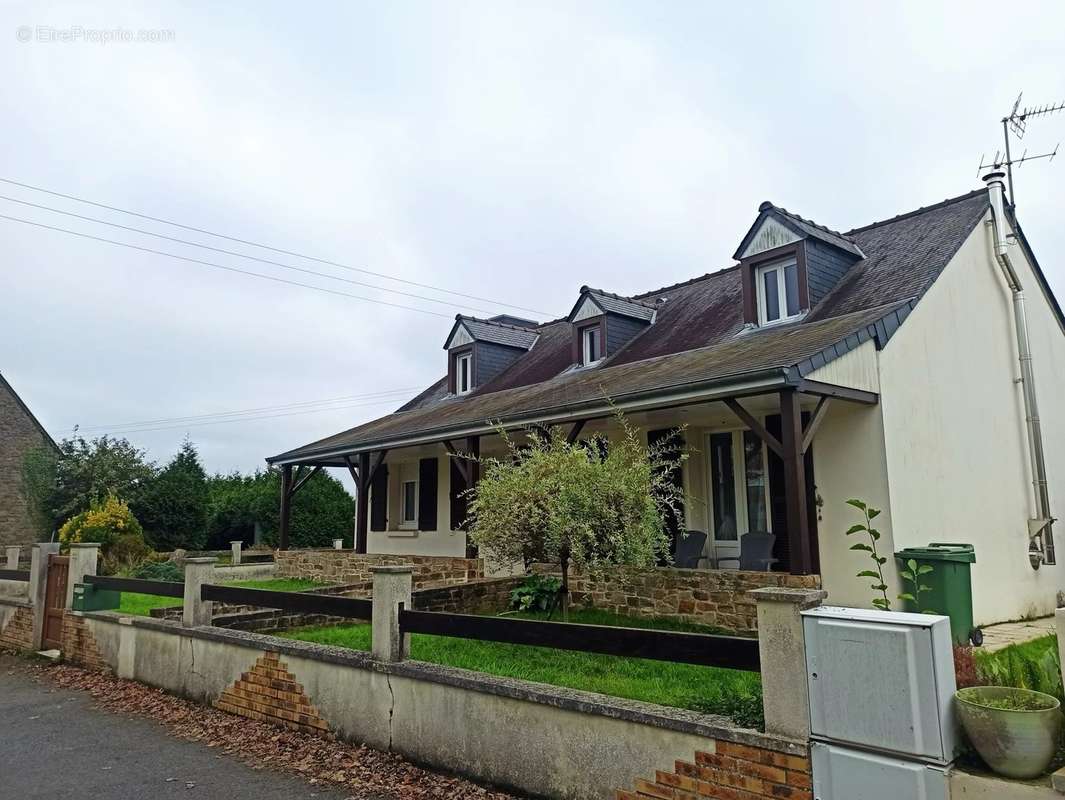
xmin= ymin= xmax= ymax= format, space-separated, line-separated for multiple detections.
xmin=5 ymin=546 xmax=20 ymax=569
xmin=371 ymin=565 xmax=413 ymax=663
xmin=333 ymin=538 xmax=344 ymax=550
xmin=1055 ymin=609 xmax=1065 ymax=680
xmin=230 ymin=540 xmax=242 ymax=565
xmin=28 ymin=542 xmax=59 ymax=649
xmin=182 ymin=557 xmax=217 ymax=628
xmin=748 ymin=586 xmax=827 ymax=740
xmin=67 ymin=543 xmax=101 ymax=607
xmin=117 ymin=616 xmax=136 ymax=679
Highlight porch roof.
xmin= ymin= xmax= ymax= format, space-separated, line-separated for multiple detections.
xmin=268 ymin=301 xmax=900 ymax=466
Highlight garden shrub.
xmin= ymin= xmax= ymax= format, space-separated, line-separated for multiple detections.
xmin=129 ymin=559 xmax=184 ymax=583
xmin=58 ymin=494 xmax=144 ymax=553
xmin=100 ymin=533 xmax=154 ymax=576
xmin=509 ymin=574 xmax=562 ymax=612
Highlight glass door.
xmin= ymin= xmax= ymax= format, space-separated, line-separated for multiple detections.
xmin=707 ymin=429 xmax=771 ymax=567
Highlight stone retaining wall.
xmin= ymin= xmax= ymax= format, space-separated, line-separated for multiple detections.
xmin=276 ymin=551 xmax=482 ymax=588
xmin=532 ymin=564 xmax=821 ymax=634
xmin=413 ymin=576 xmax=523 ymax=614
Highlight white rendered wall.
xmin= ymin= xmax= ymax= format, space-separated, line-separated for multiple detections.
xmin=877 ymin=212 xmax=1065 ymax=625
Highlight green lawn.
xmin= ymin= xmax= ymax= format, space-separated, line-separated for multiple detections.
xmin=278 ymin=608 xmax=763 ymax=727
xmin=116 ymin=577 xmax=330 ymax=618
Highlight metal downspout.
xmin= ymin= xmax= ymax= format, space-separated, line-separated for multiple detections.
xmin=983 ymin=171 xmax=1056 ymax=567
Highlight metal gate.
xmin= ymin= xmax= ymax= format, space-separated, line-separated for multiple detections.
xmin=42 ymin=554 xmax=69 ymax=650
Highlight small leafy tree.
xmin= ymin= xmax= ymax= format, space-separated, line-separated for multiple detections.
xmin=467 ymin=411 xmax=686 ymax=619
xmin=899 ymin=559 xmax=936 ymax=613
xmin=844 ymin=498 xmax=891 ymax=611
xmin=22 ymin=434 xmax=155 ymax=537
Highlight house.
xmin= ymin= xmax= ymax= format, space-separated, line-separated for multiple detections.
xmin=0 ymin=372 xmax=58 ymax=547
xmin=268 ymin=174 xmax=1065 ymax=626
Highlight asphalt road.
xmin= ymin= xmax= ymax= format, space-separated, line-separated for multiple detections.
xmin=0 ymin=656 xmax=348 ymax=800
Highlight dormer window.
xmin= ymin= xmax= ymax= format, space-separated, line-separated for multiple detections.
xmin=581 ymin=325 xmax=602 ymax=365
xmin=734 ymin=201 xmax=864 ymax=328
xmin=456 ymin=352 xmax=472 ymax=394
xmin=756 ymin=258 xmax=801 ymax=325
xmin=443 ymin=315 xmax=539 ymax=397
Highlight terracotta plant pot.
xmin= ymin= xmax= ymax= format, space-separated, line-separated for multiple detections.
xmin=955 ymin=687 xmax=1063 ymax=779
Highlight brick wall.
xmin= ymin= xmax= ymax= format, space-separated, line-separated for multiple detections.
xmin=0 ymin=376 xmax=54 ymax=548
xmin=215 ymin=651 xmax=330 ymax=735
xmin=62 ymin=612 xmax=109 ymax=671
xmin=621 ymin=741 xmax=811 ymax=800
xmin=0 ymin=604 xmax=33 ymax=649
xmin=275 ymin=551 xmax=482 ymax=588
xmin=532 ymin=564 xmax=821 ymax=634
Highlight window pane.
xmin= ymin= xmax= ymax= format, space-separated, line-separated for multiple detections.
xmin=784 ymin=262 xmax=800 ymax=317
xmin=743 ymin=431 xmax=768 ymax=532
xmin=762 ymin=269 xmax=780 ymax=322
xmin=584 ymin=327 xmax=600 ymax=363
xmin=458 ymin=355 xmax=470 ymax=393
xmin=709 ymin=433 xmax=737 ymax=541
xmin=403 ymin=481 xmax=417 ymax=521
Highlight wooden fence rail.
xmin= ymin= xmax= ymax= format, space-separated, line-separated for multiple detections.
xmin=85 ymin=574 xmax=185 ymax=598
xmin=200 ymin=583 xmax=373 ymax=620
xmin=398 ymin=609 xmax=761 ymax=671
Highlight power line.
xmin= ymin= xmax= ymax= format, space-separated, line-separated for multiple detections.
xmin=76 ymin=387 xmax=420 ymax=431
xmin=0 ymin=194 xmax=494 ymax=314
xmin=0 ymin=213 xmax=454 ymax=318
xmin=0 ymin=176 xmax=553 ymax=317
xmin=80 ymin=395 xmax=414 ymax=436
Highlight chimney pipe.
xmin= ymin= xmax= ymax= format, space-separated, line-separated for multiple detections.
xmin=983 ymin=171 xmax=1055 ymax=567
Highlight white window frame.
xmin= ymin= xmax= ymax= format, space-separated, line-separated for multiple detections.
xmin=704 ymin=428 xmax=773 ymax=556
xmin=455 ymin=352 xmax=472 ymax=395
xmin=400 ymin=478 xmax=418 ymax=529
xmin=755 ymin=258 xmax=801 ymax=326
xmin=581 ymin=325 xmax=602 ymax=365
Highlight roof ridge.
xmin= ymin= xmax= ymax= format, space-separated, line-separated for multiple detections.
xmin=763 ymin=202 xmax=857 ymax=244
xmin=457 ymin=314 xmax=540 ymax=334
xmin=581 ymin=285 xmax=658 ymax=309
xmin=844 ymin=188 xmax=987 ymax=235
xmin=630 ymin=263 xmax=740 ymax=301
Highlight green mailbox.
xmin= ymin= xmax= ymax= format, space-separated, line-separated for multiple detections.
xmin=71 ymin=582 xmax=121 ymax=612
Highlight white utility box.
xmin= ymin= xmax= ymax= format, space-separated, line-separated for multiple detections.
xmin=811 ymin=743 xmax=948 ymax=800
xmin=802 ymin=606 xmax=958 ymax=764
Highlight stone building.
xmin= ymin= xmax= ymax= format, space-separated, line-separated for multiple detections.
xmin=0 ymin=373 xmax=57 ymax=547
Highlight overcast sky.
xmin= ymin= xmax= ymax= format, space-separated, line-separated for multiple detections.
xmin=2 ymin=1 xmax=1063 ymax=491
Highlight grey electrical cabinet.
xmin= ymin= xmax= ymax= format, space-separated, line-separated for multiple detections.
xmin=812 ymin=743 xmax=949 ymax=800
xmin=803 ymin=606 xmax=958 ymax=765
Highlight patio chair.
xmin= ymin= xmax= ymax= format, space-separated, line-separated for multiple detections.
xmin=717 ymin=532 xmax=778 ymax=572
xmin=673 ymin=530 xmax=708 ymax=569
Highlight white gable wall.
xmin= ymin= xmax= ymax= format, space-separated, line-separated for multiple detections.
xmin=875 ymin=211 xmax=1065 ymax=625
xmin=739 ymin=217 xmax=801 ymax=258
xmin=572 ymin=296 xmax=604 ymax=322
xmin=446 ymin=324 xmax=474 ymax=349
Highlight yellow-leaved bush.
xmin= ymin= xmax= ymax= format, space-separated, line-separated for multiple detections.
xmin=58 ymin=494 xmax=145 ymax=553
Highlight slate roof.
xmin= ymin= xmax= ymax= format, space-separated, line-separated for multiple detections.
xmin=572 ymin=287 xmax=658 ymax=322
xmin=444 ymin=315 xmax=540 ymax=350
xmin=269 ymin=189 xmax=992 ymax=464
xmin=766 ymin=203 xmax=865 ymax=257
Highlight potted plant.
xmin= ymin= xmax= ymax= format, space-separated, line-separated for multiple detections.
xmin=955 ymin=686 xmax=1063 ymax=779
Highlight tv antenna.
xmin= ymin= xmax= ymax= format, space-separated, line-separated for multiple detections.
xmin=978 ymin=92 xmax=1064 ymax=206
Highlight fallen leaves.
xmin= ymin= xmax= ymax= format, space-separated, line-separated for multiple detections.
xmin=30 ymin=661 xmax=520 ymax=800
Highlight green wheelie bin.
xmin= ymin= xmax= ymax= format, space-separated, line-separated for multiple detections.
xmin=894 ymin=543 xmax=979 ymax=646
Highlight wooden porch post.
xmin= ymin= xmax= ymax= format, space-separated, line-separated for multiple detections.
xmin=355 ymin=451 xmax=371 ymax=554
xmin=465 ymin=435 xmax=481 ymax=558
xmin=779 ymin=389 xmax=813 ymax=575
xmin=279 ymin=464 xmax=293 ymax=551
